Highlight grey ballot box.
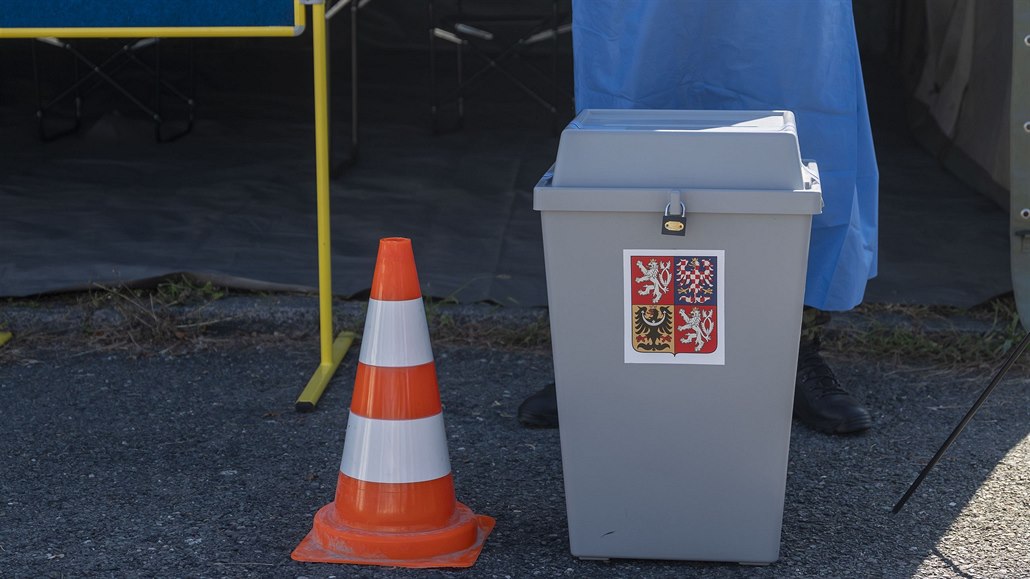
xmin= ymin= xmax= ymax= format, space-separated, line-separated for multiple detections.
xmin=534 ymin=110 xmax=823 ymax=565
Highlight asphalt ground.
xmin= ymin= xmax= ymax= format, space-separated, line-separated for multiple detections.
xmin=1 ymin=296 xmax=1029 ymax=578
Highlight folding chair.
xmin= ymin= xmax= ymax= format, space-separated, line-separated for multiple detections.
xmin=31 ymin=36 xmax=195 ymax=142
xmin=325 ymin=0 xmax=369 ymax=175
xmin=428 ymin=0 xmax=572 ymax=134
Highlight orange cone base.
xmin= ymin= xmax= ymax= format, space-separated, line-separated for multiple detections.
xmin=291 ymin=501 xmax=495 ymax=568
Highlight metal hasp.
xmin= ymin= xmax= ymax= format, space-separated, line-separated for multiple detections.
xmin=295 ymin=0 xmax=356 ymax=411
xmin=661 ymin=191 xmax=686 ymax=236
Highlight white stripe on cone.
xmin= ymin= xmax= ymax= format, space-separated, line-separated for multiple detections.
xmin=339 ymin=412 xmax=452 ymax=484
xmin=359 ymin=298 xmax=434 ymax=368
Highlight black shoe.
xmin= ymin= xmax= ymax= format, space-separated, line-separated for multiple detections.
xmin=517 ymin=383 xmax=559 ymax=428
xmin=794 ymin=341 xmax=872 ymax=434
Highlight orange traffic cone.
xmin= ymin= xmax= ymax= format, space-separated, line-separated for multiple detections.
xmin=292 ymin=237 xmax=494 ymax=568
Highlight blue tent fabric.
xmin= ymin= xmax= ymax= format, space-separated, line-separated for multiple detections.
xmin=572 ymin=0 xmax=879 ymax=311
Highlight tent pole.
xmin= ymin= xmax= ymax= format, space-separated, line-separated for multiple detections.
xmin=892 ymin=330 xmax=1030 ymax=513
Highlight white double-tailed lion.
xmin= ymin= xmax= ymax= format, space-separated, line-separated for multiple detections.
xmin=677 ymin=307 xmax=714 ymax=351
xmin=635 ymin=258 xmax=672 ymax=304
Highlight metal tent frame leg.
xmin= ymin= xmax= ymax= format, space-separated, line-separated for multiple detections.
xmin=897 ymin=0 xmax=1030 ymax=516
xmin=893 ymin=330 xmax=1030 ymax=513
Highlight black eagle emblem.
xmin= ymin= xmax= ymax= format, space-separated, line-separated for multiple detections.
xmin=633 ymin=305 xmax=673 ymax=351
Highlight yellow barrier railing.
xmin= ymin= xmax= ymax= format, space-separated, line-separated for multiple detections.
xmin=0 ymin=1 xmax=354 ymax=409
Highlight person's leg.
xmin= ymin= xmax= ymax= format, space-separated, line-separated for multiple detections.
xmin=793 ymin=307 xmax=872 ymax=434
xmin=517 ymin=382 xmax=558 ymax=428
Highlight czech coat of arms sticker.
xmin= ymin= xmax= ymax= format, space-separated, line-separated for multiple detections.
xmin=624 ymin=249 xmax=725 ymax=365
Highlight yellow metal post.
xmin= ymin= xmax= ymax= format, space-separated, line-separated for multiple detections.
xmin=295 ymin=1 xmax=354 ymax=411
xmin=0 ymin=0 xmax=346 ymax=407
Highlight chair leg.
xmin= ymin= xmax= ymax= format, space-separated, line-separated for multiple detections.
xmin=551 ymin=0 xmax=559 ymax=135
xmin=330 ymin=0 xmax=360 ymax=176
xmin=32 ymin=37 xmax=195 ymax=143
xmin=429 ymin=1 xmax=572 ymax=134
xmin=350 ymin=0 xmax=359 ymax=160
xmin=429 ymin=0 xmax=440 ymax=134
xmin=123 ymin=39 xmax=194 ymax=142
xmin=33 ymin=40 xmax=82 ymax=141
xmin=455 ymin=28 xmax=464 ymax=130
xmin=149 ymin=41 xmax=195 ymax=143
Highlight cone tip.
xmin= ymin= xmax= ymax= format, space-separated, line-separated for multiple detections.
xmin=371 ymin=237 xmax=422 ymax=301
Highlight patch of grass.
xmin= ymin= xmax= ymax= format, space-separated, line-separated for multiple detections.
xmin=825 ymin=296 xmax=1025 ymax=368
xmin=429 ymin=312 xmax=552 ymax=353
xmin=421 ymin=295 xmax=552 ymax=353
xmin=14 ymin=275 xmax=235 ymax=356
xmin=155 ymin=275 xmax=227 ymax=306
xmin=4 ymin=297 xmax=41 ymax=308
xmin=422 ymin=295 xmax=460 ymax=324
xmin=8 ymin=283 xmax=1024 ymax=366
xmin=77 ymin=279 xmax=230 ymax=354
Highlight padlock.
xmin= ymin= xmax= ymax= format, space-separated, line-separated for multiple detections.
xmin=661 ymin=201 xmax=686 ymax=236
